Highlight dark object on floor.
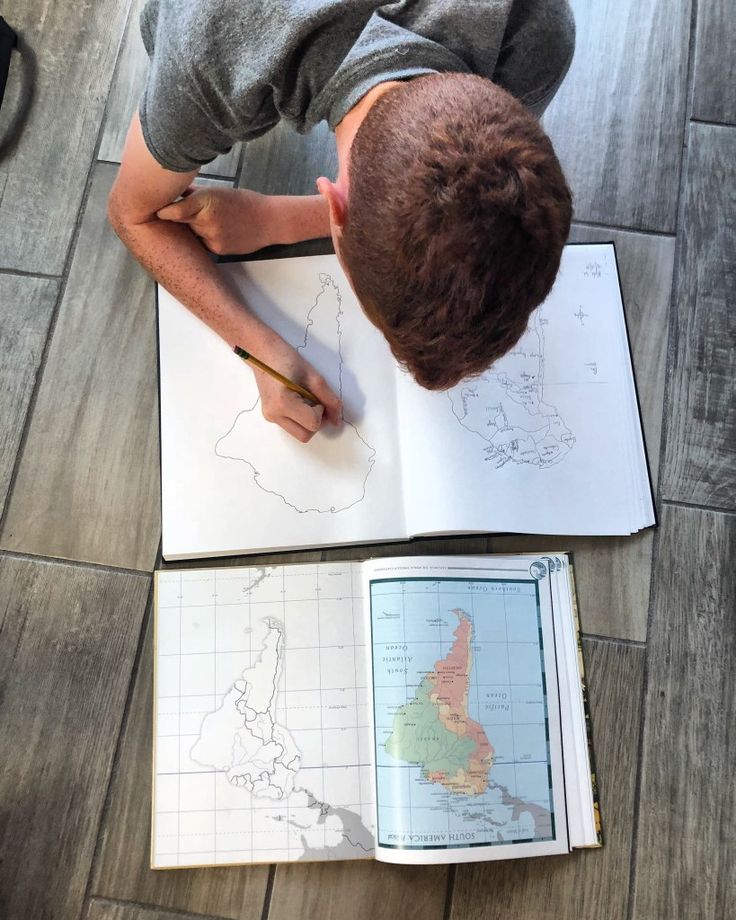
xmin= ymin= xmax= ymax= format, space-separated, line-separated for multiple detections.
xmin=0 ymin=17 xmax=35 ymax=161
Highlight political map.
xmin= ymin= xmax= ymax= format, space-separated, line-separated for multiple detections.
xmin=154 ymin=564 xmax=374 ymax=866
xmin=371 ymin=577 xmax=555 ymax=850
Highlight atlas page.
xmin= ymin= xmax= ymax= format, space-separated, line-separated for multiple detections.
xmin=362 ymin=555 xmax=571 ymax=865
xmin=157 ymin=256 xmax=406 ymax=559
xmin=152 ymin=561 xmax=376 ymax=867
xmin=394 ymin=243 xmax=654 ymax=537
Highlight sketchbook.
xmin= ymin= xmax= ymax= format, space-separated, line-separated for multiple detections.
xmin=156 ymin=242 xmax=655 ymax=559
xmin=152 ymin=552 xmax=601 ymax=867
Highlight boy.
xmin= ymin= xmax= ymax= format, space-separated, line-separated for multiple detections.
xmin=108 ymin=0 xmax=574 ymax=443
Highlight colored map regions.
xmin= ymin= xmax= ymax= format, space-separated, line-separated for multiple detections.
xmin=448 ymin=310 xmax=575 ymax=468
xmin=191 ymin=618 xmax=301 ymax=798
xmin=385 ymin=609 xmax=493 ymax=795
xmin=371 ymin=577 xmax=554 ymax=849
xmin=215 ymin=274 xmax=375 ymax=513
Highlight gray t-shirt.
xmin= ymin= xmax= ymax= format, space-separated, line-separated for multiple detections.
xmin=140 ymin=0 xmax=575 ymax=172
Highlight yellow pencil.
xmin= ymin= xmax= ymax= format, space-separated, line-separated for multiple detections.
xmin=234 ymin=345 xmax=320 ymax=405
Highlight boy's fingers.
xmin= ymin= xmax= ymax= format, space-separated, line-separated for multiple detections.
xmin=278 ymin=416 xmax=314 ymax=443
xmin=156 ymin=195 xmax=204 ymax=221
xmin=308 ymin=376 xmax=343 ymax=426
xmin=284 ymin=391 xmax=324 ymax=433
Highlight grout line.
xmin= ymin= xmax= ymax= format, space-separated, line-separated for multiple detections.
xmin=442 ymin=864 xmax=457 ymax=920
xmin=260 ymin=865 xmax=277 ymax=920
xmin=82 ymin=580 xmax=154 ymax=913
xmin=84 ymin=894 xmax=234 ymax=920
xmin=0 ymin=266 xmax=62 ymax=280
xmin=0 ymin=548 xmax=153 ymax=579
xmin=581 ymin=633 xmax=646 ymax=649
xmin=689 ymin=116 xmax=736 ymax=129
xmin=627 ymin=7 xmax=701 ymax=918
xmin=570 ymin=218 xmax=676 ymax=240
xmin=660 ymin=498 xmax=736 ymax=517
xmin=0 ymin=0 xmax=138 ymax=545
xmin=624 ymin=519 xmax=664 ymax=920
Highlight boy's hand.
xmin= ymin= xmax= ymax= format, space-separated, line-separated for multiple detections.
xmin=157 ymin=187 xmax=273 ymax=255
xmin=247 ymin=332 xmax=343 ymax=443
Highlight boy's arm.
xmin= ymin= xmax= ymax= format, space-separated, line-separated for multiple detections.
xmin=108 ymin=113 xmax=341 ymax=443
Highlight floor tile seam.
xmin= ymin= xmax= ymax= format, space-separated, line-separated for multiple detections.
xmin=442 ymin=864 xmax=457 ymax=920
xmin=83 ymin=581 xmax=154 ymax=912
xmin=85 ymin=894 xmax=235 ymax=920
xmin=259 ymin=865 xmax=276 ymax=920
xmin=627 ymin=7 xmax=701 ymax=916
xmin=660 ymin=498 xmax=736 ymax=518
xmin=0 ymin=0 xmax=138 ymax=544
xmin=581 ymin=633 xmax=647 ymax=649
xmin=0 ymin=548 xmax=153 ymax=579
xmin=0 ymin=266 xmax=62 ymax=280
xmin=570 ymin=218 xmax=676 ymax=240
xmin=689 ymin=116 xmax=736 ymax=130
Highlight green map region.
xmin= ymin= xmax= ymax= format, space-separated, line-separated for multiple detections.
xmin=384 ymin=609 xmax=494 ymax=795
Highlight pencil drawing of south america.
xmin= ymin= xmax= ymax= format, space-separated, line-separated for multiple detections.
xmin=448 ymin=309 xmax=575 ymax=469
xmin=215 ymin=274 xmax=376 ymax=513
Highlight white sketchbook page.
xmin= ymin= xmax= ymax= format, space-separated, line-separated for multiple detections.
xmin=359 ymin=555 xmax=568 ymax=865
xmin=152 ymin=562 xmax=376 ymax=868
xmin=158 ymin=255 xmax=406 ymax=558
xmin=395 ymin=244 xmax=647 ymax=536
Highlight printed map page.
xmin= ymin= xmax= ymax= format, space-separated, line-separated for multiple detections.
xmin=154 ymin=563 xmax=375 ymax=867
xmin=370 ymin=574 xmax=559 ymax=857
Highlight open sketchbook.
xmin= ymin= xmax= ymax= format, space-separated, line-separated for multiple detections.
xmin=157 ymin=243 xmax=655 ymax=559
xmin=152 ymin=553 xmax=601 ymax=867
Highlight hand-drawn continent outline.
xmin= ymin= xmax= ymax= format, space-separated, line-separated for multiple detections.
xmin=214 ymin=273 xmax=377 ymax=513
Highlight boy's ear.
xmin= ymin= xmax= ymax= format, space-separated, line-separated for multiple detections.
xmin=316 ymin=176 xmax=347 ymax=233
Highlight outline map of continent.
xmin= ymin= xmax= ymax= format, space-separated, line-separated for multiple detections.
xmin=215 ymin=274 xmax=376 ymax=513
xmin=448 ymin=309 xmax=575 ymax=469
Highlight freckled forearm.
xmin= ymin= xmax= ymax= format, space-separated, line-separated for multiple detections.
xmin=110 ymin=210 xmax=270 ymax=350
xmin=266 ymin=194 xmax=331 ymax=245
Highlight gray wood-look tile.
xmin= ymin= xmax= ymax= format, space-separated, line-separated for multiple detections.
xmin=0 ymin=555 xmax=150 ymax=920
xmin=0 ymin=0 xmax=131 ymax=273
xmin=632 ymin=504 xmax=736 ymax=920
xmin=99 ymin=0 xmax=240 ymax=179
xmin=0 ymin=164 xmax=161 ymax=571
xmin=692 ymin=0 xmax=736 ymax=124
xmin=268 ymin=861 xmax=449 ymax=920
xmin=542 ymin=0 xmax=692 ymax=232
xmin=89 ymin=616 xmax=270 ymax=920
xmin=662 ymin=123 xmax=736 ymax=510
xmin=0 ymin=274 xmax=58 ymax=518
xmin=237 ymin=120 xmax=337 ymax=260
xmin=486 ymin=532 xmax=653 ymax=641
xmin=85 ymin=898 xmax=222 ymax=920
xmin=450 ymin=638 xmax=645 ymax=920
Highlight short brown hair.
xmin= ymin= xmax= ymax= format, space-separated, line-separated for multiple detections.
xmin=341 ymin=73 xmax=572 ymax=389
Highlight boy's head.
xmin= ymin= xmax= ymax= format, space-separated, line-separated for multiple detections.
xmin=327 ymin=73 xmax=571 ymax=389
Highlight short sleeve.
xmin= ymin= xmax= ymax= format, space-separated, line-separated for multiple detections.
xmin=138 ymin=3 xmax=237 ymax=172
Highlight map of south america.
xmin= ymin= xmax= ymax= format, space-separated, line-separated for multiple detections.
xmin=385 ymin=609 xmax=494 ymax=795
xmin=215 ymin=274 xmax=375 ymax=513
xmin=448 ymin=310 xmax=575 ymax=469
xmin=191 ymin=618 xmax=301 ymax=798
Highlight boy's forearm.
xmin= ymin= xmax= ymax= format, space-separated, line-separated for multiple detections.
xmin=110 ymin=206 xmax=273 ymax=351
xmin=267 ymin=194 xmax=331 ymax=245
